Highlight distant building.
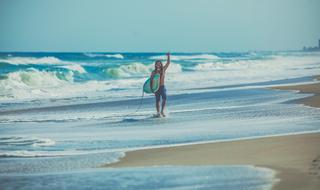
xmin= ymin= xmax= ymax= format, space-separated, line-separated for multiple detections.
xmin=303 ymin=39 xmax=320 ymax=51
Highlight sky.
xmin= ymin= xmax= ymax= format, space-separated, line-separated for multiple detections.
xmin=0 ymin=0 xmax=319 ymax=52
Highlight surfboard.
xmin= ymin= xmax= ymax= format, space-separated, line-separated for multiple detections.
xmin=143 ymin=74 xmax=160 ymax=94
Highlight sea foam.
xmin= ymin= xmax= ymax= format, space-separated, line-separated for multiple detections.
xmin=0 ymin=69 xmax=111 ymax=101
xmin=0 ymin=136 xmax=55 ymax=148
xmin=84 ymin=53 xmax=124 ymax=59
xmin=58 ymin=64 xmax=87 ymax=73
xmin=0 ymin=56 xmax=64 ymax=65
xmin=150 ymin=54 xmax=221 ymax=61
xmin=105 ymin=62 xmax=182 ymax=78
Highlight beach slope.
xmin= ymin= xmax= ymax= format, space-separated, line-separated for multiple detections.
xmin=105 ymin=82 xmax=320 ymax=190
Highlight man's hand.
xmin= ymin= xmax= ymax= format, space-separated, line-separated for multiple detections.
xmin=166 ymin=52 xmax=170 ymax=57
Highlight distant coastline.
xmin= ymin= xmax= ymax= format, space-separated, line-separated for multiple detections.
xmin=302 ymin=39 xmax=320 ymax=52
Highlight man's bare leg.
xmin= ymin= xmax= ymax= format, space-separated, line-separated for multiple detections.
xmin=161 ymin=99 xmax=166 ymax=117
xmin=156 ymin=100 xmax=160 ymax=116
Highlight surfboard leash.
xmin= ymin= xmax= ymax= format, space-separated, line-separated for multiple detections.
xmin=123 ymin=88 xmax=145 ymax=118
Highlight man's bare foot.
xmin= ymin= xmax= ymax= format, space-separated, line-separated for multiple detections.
xmin=153 ymin=113 xmax=161 ymax=118
xmin=161 ymin=112 xmax=166 ymax=117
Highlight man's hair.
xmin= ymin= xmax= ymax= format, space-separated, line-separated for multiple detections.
xmin=155 ymin=60 xmax=164 ymax=73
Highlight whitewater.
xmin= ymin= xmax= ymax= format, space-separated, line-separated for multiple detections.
xmin=1 ymin=51 xmax=320 ymax=190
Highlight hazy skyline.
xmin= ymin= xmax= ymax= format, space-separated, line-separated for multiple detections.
xmin=0 ymin=0 xmax=319 ymax=52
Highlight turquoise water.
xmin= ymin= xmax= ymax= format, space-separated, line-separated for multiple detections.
xmin=1 ymin=51 xmax=320 ymax=189
xmin=1 ymin=51 xmax=319 ymax=104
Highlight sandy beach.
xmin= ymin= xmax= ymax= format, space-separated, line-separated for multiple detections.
xmin=105 ymin=80 xmax=320 ymax=190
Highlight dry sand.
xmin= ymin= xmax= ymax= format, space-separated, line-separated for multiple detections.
xmin=104 ymin=80 xmax=320 ymax=190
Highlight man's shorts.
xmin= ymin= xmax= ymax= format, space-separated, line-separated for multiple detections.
xmin=155 ymin=85 xmax=167 ymax=102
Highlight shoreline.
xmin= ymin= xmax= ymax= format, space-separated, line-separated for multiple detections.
xmin=105 ymin=133 xmax=320 ymax=190
xmin=271 ymin=75 xmax=320 ymax=108
xmin=104 ymin=80 xmax=320 ymax=190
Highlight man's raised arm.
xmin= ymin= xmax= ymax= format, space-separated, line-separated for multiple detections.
xmin=164 ymin=52 xmax=170 ymax=71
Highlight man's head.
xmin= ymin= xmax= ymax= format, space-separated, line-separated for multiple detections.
xmin=155 ymin=60 xmax=163 ymax=71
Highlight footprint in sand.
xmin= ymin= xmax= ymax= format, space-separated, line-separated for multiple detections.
xmin=309 ymin=156 xmax=320 ymax=179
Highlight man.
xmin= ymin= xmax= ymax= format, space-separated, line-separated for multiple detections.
xmin=150 ymin=52 xmax=170 ymax=117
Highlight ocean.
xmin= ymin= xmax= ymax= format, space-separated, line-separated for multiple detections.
xmin=0 ymin=51 xmax=320 ymax=189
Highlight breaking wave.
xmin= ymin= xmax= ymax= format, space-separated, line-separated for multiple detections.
xmin=84 ymin=53 xmax=124 ymax=59
xmin=0 ymin=68 xmax=73 ymax=89
xmin=58 ymin=64 xmax=87 ymax=73
xmin=105 ymin=62 xmax=182 ymax=78
xmin=0 ymin=56 xmax=86 ymax=73
xmin=105 ymin=63 xmax=153 ymax=78
xmin=1 ymin=52 xmax=319 ymax=102
xmin=0 ymin=68 xmax=111 ymax=100
xmin=0 ymin=56 xmax=64 ymax=65
xmin=193 ymin=55 xmax=320 ymax=72
xmin=150 ymin=54 xmax=220 ymax=61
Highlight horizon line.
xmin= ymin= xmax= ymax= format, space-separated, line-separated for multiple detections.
xmin=0 ymin=49 xmax=304 ymax=54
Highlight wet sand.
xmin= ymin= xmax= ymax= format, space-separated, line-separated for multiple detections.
xmin=272 ymin=82 xmax=320 ymax=108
